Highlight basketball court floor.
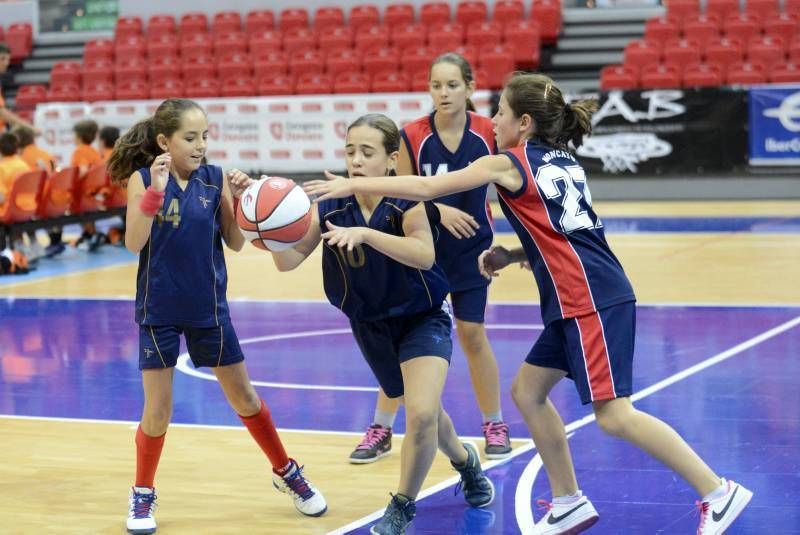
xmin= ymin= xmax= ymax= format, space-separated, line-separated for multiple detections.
xmin=1 ymin=200 xmax=799 ymax=534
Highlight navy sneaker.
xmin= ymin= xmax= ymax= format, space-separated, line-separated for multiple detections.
xmin=452 ymin=442 xmax=495 ymax=508
xmin=370 ymin=494 xmax=416 ymax=535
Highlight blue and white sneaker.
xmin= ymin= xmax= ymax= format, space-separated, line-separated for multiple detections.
xmin=272 ymin=459 xmax=328 ymax=517
xmin=127 ymin=486 xmax=157 ymax=534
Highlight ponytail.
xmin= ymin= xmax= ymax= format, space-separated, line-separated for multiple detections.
xmin=107 ymin=117 xmax=160 ymax=184
xmin=558 ymin=99 xmax=598 ymax=150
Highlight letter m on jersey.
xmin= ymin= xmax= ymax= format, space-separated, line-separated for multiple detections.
xmin=422 ymin=163 xmax=449 ymax=176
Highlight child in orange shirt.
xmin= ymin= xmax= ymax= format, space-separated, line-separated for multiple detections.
xmin=0 ymin=132 xmax=41 ymax=261
xmin=71 ymin=120 xmax=104 ymax=251
xmin=13 ymin=126 xmax=56 ymax=172
xmin=98 ymin=126 xmax=120 ymax=162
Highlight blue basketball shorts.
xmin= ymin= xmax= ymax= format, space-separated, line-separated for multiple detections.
xmin=525 ymin=302 xmax=635 ymax=405
xmin=349 ymin=304 xmax=453 ymax=398
xmin=139 ymin=322 xmax=244 ymax=370
xmin=449 ymin=285 xmax=488 ymax=323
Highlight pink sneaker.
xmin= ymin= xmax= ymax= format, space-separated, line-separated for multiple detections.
xmin=482 ymin=421 xmax=512 ymax=459
xmin=349 ymin=424 xmax=392 ymax=464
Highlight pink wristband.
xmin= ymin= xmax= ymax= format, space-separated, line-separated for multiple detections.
xmin=140 ymin=186 xmax=165 ymax=216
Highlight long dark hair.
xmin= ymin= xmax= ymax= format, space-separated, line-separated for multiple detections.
xmin=430 ymin=52 xmax=476 ymax=112
xmin=504 ymin=73 xmax=598 ymax=150
xmin=107 ymin=98 xmax=204 ymax=184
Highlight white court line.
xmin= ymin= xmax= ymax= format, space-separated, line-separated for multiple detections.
xmin=332 ymin=314 xmax=800 ymax=535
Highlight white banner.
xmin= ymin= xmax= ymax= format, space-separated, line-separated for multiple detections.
xmin=34 ymin=92 xmax=493 ymax=174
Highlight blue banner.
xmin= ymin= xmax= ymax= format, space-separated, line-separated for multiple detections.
xmin=749 ymin=86 xmax=800 ymax=166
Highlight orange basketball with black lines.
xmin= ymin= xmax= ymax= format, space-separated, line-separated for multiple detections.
xmin=236 ymin=177 xmax=312 ymax=251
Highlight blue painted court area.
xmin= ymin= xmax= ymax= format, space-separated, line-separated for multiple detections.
xmin=2 ymin=299 xmax=798 ymax=534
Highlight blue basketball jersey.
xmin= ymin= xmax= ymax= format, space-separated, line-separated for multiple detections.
xmin=401 ymin=111 xmax=496 ymax=292
xmin=498 ymin=140 xmax=635 ymax=326
xmin=135 ymin=164 xmax=230 ymax=327
xmin=318 ymin=196 xmax=449 ymax=321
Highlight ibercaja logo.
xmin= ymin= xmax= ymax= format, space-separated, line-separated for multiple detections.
xmin=270 ymin=122 xmax=284 ymax=140
xmin=334 ymin=120 xmax=347 ymax=139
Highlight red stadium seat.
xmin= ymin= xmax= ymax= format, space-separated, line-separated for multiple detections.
xmin=6 ymin=23 xmax=32 ymax=63
xmin=640 ymin=63 xmax=681 ymax=88
xmin=600 ymin=64 xmax=638 ymax=90
xmin=790 ymin=40 xmax=800 ymax=63
xmin=334 ymin=71 xmax=370 ymax=93
xmin=385 ymin=4 xmax=416 ymax=26
xmin=213 ymin=32 xmax=248 ymax=57
xmin=318 ymin=26 xmax=353 ymax=53
xmin=723 ymin=13 xmax=761 ymax=43
xmin=477 ymin=44 xmax=515 ymax=89
xmin=763 ymin=13 xmax=799 ymax=44
xmin=147 ymin=14 xmax=176 ymax=35
xmin=706 ymin=0 xmax=740 ymax=20
xmin=466 ymin=21 xmax=502 ymax=49
xmin=354 ymin=25 xmax=390 ymax=49
xmin=283 ymin=27 xmax=316 ymax=51
xmin=253 ymin=51 xmax=289 ymax=77
xmin=288 ymin=50 xmax=324 ymax=77
xmin=245 ymin=10 xmax=275 ymax=34
xmin=663 ymin=38 xmax=702 ymax=71
xmin=82 ymin=59 xmax=114 ymax=86
xmin=428 ymin=23 xmax=465 ymax=54
xmin=743 ymin=0 xmax=780 ymax=21
xmin=14 ymin=85 xmax=48 ymax=109
xmin=279 ymin=8 xmax=310 ymax=32
xmin=451 ymin=44 xmax=478 ymax=67
xmin=179 ymin=12 xmax=209 ymax=34
xmin=350 ymin=5 xmax=381 ymax=29
xmin=644 ymin=16 xmax=681 ymax=48
xmin=456 ymin=1 xmax=489 ymax=25
xmin=295 ymin=72 xmax=332 ymax=94
xmin=180 ymin=33 xmax=212 ymax=57
xmin=212 ymin=11 xmax=242 ymax=34
xmin=220 ymin=77 xmax=256 ymax=97
xmin=114 ymin=16 xmax=143 ymax=38
xmin=149 ymin=78 xmax=184 ymax=100
xmin=114 ymin=35 xmax=145 ymax=58
xmin=114 ymin=57 xmax=147 ymax=81
xmin=314 ymin=7 xmax=345 ymax=31
xmin=682 ymin=62 xmax=724 ymax=86
xmin=624 ymin=40 xmax=661 ymax=70
xmin=666 ymin=0 xmax=700 ymax=23
xmin=786 ymin=0 xmax=800 ymax=14
xmin=146 ymin=33 xmax=177 ymax=59
xmin=391 ymin=23 xmax=428 ymax=49
xmin=770 ymin=62 xmax=800 ymax=82
xmin=217 ymin=52 xmax=252 ymax=78
xmin=39 ymin=167 xmax=79 ymax=219
xmin=257 ymin=74 xmax=294 ymax=95
xmin=747 ymin=35 xmax=787 ymax=70
xmin=325 ymin=49 xmax=361 ymax=74
xmin=726 ymin=61 xmax=767 ymax=84
xmin=249 ymin=30 xmax=283 ymax=53
xmin=148 ymin=55 xmax=180 ymax=79
xmin=50 ymin=61 xmax=82 ymax=86
xmin=401 ymin=46 xmax=436 ymax=77
xmin=76 ymin=163 xmax=111 ymax=214
xmin=47 ymin=83 xmax=82 ymax=102
xmin=410 ymin=68 xmax=432 ymax=91
xmin=0 ymin=170 xmax=45 ymax=225
xmin=181 ymin=55 xmax=216 ymax=81
xmin=504 ymin=20 xmax=541 ymax=69
xmin=115 ymin=79 xmax=149 ymax=100
xmin=371 ymin=71 xmax=411 ymax=92
xmin=185 ymin=77 xmax=220 ymax=98
xmin=84 ymin=38 xmax=115 ymax=62
xmin=682 ymin=15 xmax=722 ymax=50
xmin=421 ymin=2 xmax=451 ymax=25
xmin=493 ymin=0 xmax=525 ymax=25
xmin=530 ymin=0 xmax=562 ymax=43
xmin=704 ymin=37 xmax=745 ymax=74
xmin=363 ymin=48 xmax=399 ymax=77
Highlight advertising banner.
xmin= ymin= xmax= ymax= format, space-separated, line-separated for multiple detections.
xmin=574 ymin=88 xmax=747 ymax=175
xmin=34 ymin=92 xmax=493 ymax=174
xmin=749 ymin=86 xmax=800 ymax=166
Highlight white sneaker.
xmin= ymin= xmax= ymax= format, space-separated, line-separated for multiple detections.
xmin=272 ymin=459 xmax=328 ymax=517
xmin=533 ymin=495 xmax=599 ymax=535
xmin=696 ymin=480 xmax=753 ymax=534
xmin=127 ymin=486 xmax=157 ymax=534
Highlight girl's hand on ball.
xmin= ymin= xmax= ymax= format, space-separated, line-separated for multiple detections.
xmin=227 ymin=169 xmax=254 ymax=198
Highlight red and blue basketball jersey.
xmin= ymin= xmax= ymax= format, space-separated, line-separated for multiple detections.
xmin=135 ymin=164 xmax=230 ymax=327
xmin=401 ymin=111 xmax=496 ymax=292
xmin=499 ymin=140 xmax=635 ymax=326
xmin=318 ymin=196 xmax=449 ymax=322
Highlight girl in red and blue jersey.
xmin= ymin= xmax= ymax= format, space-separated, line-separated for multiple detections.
xmin=304 ymin=74 xmax=752 ymax=535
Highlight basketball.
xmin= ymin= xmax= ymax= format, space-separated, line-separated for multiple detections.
xmin=236 ymin=176 xmax=312 ymax=252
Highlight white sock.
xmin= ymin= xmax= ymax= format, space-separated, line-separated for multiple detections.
xmin=482 ymin=411 xmax=504 ymax=423
xmin=373 ymin=409 xmax=396 ymax=429
xmin=553 ymin=490 xmax=583 ymax=505
xmin=702 ymin=479 xmax=728 ymax=503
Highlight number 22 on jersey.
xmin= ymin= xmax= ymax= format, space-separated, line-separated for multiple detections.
xmin=534 ymin=164 xmax=600 ymax=234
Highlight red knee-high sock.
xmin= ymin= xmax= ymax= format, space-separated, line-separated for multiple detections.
xmin=135 ymin=425 xmax=165 ymax=488
xmin=239 ymin=398 xmax=290 ymax=473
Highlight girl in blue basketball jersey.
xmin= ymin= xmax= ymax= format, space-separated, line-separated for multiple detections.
xmin=230 ymin=113 xmax=494 ymax=535
xmin=107 ymin=98 xmax=326 ymax=535
xmin=349 ymin=53 xmax=512 ymax=465
xmin=304 ymin=75 xmax=752 ymax=535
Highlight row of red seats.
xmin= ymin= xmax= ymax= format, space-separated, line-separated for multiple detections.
xmin=114 ymin=1 xmax=560 ymax=40
xmin=624 ymin=35 xmax=800 ymax=72
xmin=2 ymin=22 xmax=32 ymax=63
xmin=662 ymin=0 xmax=799 ymax=23
xmin=601 ymin=61 xmax=800 ymax=90
xmin=90 ymin=19 xmax=541 ymax=64
xmin=645 ymin=12 xmax=798 ymax=48
xmin=0 ymin=164 xmax=125 ymax=227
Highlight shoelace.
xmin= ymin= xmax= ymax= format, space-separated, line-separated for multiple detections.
xmin=482 ymin=422 xmax=509 ymax=447
xmin=131 ymin=492 xmax=157 ymax=519
xmin=382 ymin=494 xmax=414 ymax=530
xmin=695 ymin=500 xmax=709 ymax=533
xmin=536 ymin=499 xmax=553 ymax=512
xmin=283 ymin=465 xmax=315 ymax=501
xmin=356 ymin=426 xmax=389 ymax=451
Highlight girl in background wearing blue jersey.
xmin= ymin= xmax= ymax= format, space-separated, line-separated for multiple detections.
xmin=231 ymin=114 xmax=494 ymax=535
xmin=108 ymin=98 xmax=327 ymax=535
xmin=350 ymin=53 xmax=511 ymax=465
xmin=304 ymin=76 xmax=752 ymax=535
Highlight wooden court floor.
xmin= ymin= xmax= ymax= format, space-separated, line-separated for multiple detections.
xmin=1 ymin=200 xmax=799 ymax=534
